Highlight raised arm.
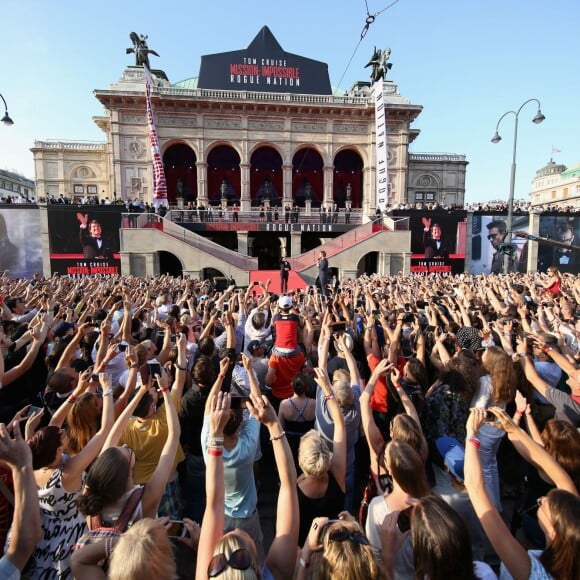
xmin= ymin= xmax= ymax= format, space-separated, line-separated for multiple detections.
xmin=142 ymin=374 xmax=181 ymax=518
xmin=489 ymin=406 xmax=576 ymax=493
xmin=336 ymin=332 xmax=361 ymax=388
xmin=49 ymin=368 xmax=93 ymax=428
xmin=313 ymin=367 xmax=346 ymax=492
xmin=360 ymin=359 xmax=391 ymax=458
xmin=102 ymin=381 xmax=150 ymax=451
xmin=0 ymin=422 xmax=42 ymax=572
xmin=464 ymin=408 xmax=532 ymax=580
xmin=195 ymin=392 xmax=231 ymax=580
xmin=2 ymin=322 xmax=48 ymax=387
xmin=247 ymin=394 xmax=299 ymax=579
xmin=61 ymin=373 xmax=115 ymax=492
xmin=389 ymin=367 xmax=421 ymax=430
xmin=241 ymin=354 xmax=263 ymax=401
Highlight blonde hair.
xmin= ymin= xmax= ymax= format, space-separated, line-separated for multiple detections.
xmin=317 ymin=521 xmax=378 ymax=580
xmin=108 ymin=518 xmax=175 ymax=580
xmin=298 ymin=429 xmax=331 ymax=478
xmin=212 ymin=531 xmax=260 ymax=579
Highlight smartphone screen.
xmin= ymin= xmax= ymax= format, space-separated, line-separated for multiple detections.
xmin=166 ymin=520 xmax=186 ymax=538
xmin=397 ymin=506 xmax=412 ymax=533
xmin=148 ymin=362 xmax=161 ymax=377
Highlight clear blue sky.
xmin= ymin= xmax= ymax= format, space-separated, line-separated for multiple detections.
xmin=1 ymin=0 xmax=578 ymax=202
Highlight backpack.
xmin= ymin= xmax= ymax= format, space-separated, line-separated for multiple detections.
xmin=73 ymin=486 xmax=145 ymax=561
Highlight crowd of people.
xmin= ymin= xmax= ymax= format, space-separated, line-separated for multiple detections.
xmin=0 ymin=268 xmax=579 ymax=579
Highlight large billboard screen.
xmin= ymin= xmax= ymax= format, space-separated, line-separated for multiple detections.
xmin=0 ymin=208 xmax=43 ymax=279
xmin=537 ymin=215 xmax=580 ymax=274
xmin=392 ymin=211 xmax=467 ymax=274
xmin=469 ymin=214 xmax=530 ymax=275
xmin=47 ymin=206 xmax=122 ymax=276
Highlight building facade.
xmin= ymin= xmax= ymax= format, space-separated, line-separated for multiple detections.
xmin=32 ymin=28 xmax=466 ymax=211
xmin=0 ymin=169 xmax=35 ymax=203
xmin=29 ymin=27 xmax=470 ymax=279
xmin=530 ymin=159 xmax=580 ymax=210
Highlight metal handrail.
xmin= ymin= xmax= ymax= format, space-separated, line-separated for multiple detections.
xmin=165 ymin=207 xmax=365 ymax=226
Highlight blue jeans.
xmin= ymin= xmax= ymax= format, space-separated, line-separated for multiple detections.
xmin=478 ymin=422 xmax=505 ymax=511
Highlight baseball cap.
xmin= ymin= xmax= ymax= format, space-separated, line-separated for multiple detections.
xmin=278 ymin=295 xmax=293 ymax=309
xmin=247 ymin=340 xmax=265 ymax=355
xmin=435 ymin=436 xmax=465 ymax=482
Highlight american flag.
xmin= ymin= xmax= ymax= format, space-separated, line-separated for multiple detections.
xmin=144 ymin=66 xmax=168 ymax=208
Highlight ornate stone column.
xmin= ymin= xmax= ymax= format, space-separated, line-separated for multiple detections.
xmin=196 ymin=161 xmax=208 ymax=205
xmin=324 ymin=166 xmax=334 ymax=210
xmin=282 ymin=164 xmax=293 ymax=207
xmin=240 ymin=163 xmax=251 ymax=212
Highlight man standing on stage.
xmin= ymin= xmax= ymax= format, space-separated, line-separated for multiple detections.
xmin=280 ymin=256 xmax=291 ymax=294
xmin=317 ymin=250 xmax=329 ymax=297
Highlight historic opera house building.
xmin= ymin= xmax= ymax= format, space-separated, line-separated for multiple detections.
xmin=31 ymin=27 xmax=468 ymax=285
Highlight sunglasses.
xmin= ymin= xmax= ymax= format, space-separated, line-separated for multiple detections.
xmin=327 ymin=528 xmax=370 ymax=545
xmin=208 ymin=548 xmax=253 ymax=577
xmin=522 ymin=496 xmax=546 ymax=515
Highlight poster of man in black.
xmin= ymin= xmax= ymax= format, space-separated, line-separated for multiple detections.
xmin=47 ymin=206 xmax=122 ymax=276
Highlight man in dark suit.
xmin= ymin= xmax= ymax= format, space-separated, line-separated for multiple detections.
xmin=422 ymin=217 xmax=450 ymax=259
xmin=280 ymin=256 xmax=291 ymax=294
xmin=77 ymin=213 xmax=113 ymax=259
xmin=317 ymin=250 xmax=329 ymax=297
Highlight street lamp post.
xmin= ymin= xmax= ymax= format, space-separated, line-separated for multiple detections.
xmin=0 ymin=93 xmax=14 ymax=126
xmin=491 ymin=98 xmax=545 ymax=273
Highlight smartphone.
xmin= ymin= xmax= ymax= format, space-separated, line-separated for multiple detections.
xmin=118 ymin=342 xmax=128 ymax=352
xmin=485 ymin=410 xmax=497 ymax=423
xmin=166 ymin=520 xmax=187 ymax=539
xmin=91 ymin=373 xmax=99 ymax=382
xmin=223 ymin=303 xmax=229 ymax=313
xmin=230 ymin=395 xmax=249 ymax=409
xmin=252 ymin=281 xmax=259 ymax=286
xmin=397 ymin=506 xmax=412 ymax=533
xmin=148 ymin=361 xmax=161 ymax=377
xmin=371 ymin=309 xmax=380 ymax=315
xmin=27 ymin=405 xmax=42 ymax=417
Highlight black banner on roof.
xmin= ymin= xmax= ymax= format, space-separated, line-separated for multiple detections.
xmin=197 ymin=26 xmax=331 ymax=95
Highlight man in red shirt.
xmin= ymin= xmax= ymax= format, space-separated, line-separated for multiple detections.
xmin=266 ymin=295 xmax=305 ymax=410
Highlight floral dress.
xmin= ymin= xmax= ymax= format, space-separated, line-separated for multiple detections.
xmin=425 ymin=383 xmax=470 ymax=444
